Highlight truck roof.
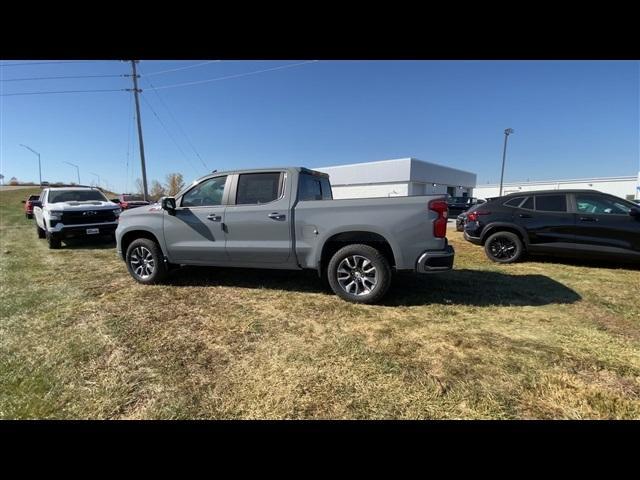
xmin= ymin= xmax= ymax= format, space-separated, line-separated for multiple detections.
xmin=45 ymin=185 xmax=104 ymax=191
xmin=192 ymin=166 xmax=329 ymax=182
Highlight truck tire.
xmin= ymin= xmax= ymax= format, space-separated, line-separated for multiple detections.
xmin=484 ymin=231 xmax=524 ymax=264
xmin=36 ymin=222 xmax=46 ymax=239
xmin=26 ymin=213 xmax=33 ymax=219
xmin=327 ymin=244 xmax=392 ymax=304
xmin=46 ymin=231 xmax=61 ymax=249
xmin=125 ymin=238 xmax=168 ymax=284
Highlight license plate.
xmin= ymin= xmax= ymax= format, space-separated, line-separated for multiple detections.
xmin=86 ymin=228 xmax=99 ymax=235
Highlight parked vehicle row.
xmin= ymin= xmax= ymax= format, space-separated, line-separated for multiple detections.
xmin=110 ymin=193 xmax=150 ymax=210
xmin=462 ymin=189 xmax=640 ymax=264
xmin=446 ymin=196 xmax=485 ymax=216
xmin=21 ymin=194 xmax=40 ymax=219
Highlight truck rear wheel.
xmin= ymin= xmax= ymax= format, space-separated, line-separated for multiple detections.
xmin=327 ymin=244 xmax=391 ymax=304
xmin=125 ymin=238 xmax=168 ymax=284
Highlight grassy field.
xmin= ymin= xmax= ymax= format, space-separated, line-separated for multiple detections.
xmin=1 ymin=187 xmax=639 ymax=419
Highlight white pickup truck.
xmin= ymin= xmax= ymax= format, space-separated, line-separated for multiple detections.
xmin=33 ymin=186 xmax=122 ymax=249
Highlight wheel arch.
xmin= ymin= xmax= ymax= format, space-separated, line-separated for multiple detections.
xmin=318 ymin=230 xmax=396 ymax=276
xmin=120 ymin=229 xmax=165 ymax=260
xmin=480 ymin=222 xmax=528 ymax=247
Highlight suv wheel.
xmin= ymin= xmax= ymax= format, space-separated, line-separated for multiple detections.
xmin=46 ymin=231 xmax=61 ymax=249
xmin=327 ymin=244 xmax=392 ymax=304
xmin=36 ymin=223 xmax=46 ymax=239
xmin=126 ymin=238 xmax=168 ymax=284
xmin=484 ymin=231 xmax=524 ymax=263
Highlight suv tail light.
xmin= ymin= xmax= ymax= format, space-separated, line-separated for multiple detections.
xmin=429 ymin=199 xmax=448 ymax=238
xmin=467 ymin=210 xmax=491 ymax=222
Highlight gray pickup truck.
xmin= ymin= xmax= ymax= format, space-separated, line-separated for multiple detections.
xmin=116 ymin=167 xmax=454 ymax=303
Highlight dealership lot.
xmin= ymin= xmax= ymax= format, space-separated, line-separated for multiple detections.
xmin=1 ymin=187 xmax=639 ymax=418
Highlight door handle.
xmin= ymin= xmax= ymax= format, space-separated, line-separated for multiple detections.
xmin=268 ymin=212 xmax=285 ymax=220
xmin=519 ymin=213 xmax=531 ymax=218
xmin=207 ymin=214 xmax=222 ymax=222
xmin=579 ymin=217 xmax=598 ymax=222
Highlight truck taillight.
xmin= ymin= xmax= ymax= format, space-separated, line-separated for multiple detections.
xmin=429 ymin=199 xmax=448 ymax=238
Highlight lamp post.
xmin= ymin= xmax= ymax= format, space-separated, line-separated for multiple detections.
xmin=499 ymin=128 xmax=514 ymax=197
xmin=63 ymin=161 xmax=81 ymax=184
xmin=90 ymin=172 xmax=101 ymax=187
xmin=19 ymin=144 xmax=42 ymax=186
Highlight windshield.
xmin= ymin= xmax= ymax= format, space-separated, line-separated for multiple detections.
xmin=122 ymin=194 xmax=145 ymax=202
xmin=48 ymin=189 xmax=108 ymax=203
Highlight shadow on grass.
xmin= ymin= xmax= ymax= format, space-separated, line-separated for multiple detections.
xmin=527 ymin=253 xmax=640 ymax=271
xmin=60 ymin=237 xmax=116 ymax=250
xmin=165 ymin=266 xmax=581 ymax=307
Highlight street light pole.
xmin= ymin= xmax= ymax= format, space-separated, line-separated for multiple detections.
xmin=90 ymin=172 xmax=101 ymax=187
xmin=64 ymin=161 xmax=81 ymax=184
xmin=19 ymin=144 xmax=42 ymax=186
xmin=499 ymin=128 xmax=514 ymax=197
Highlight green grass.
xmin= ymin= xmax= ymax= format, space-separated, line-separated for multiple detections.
xmin=1 ymin=187 xmax=639 ymax=418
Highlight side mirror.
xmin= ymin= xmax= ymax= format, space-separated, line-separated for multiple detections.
xmin=21 ymin=200 xmax=26 ymax=203
xmin=630 ymin=207 xmax=640 ymax=218
xmin=31 ymin=200 xmax=42 ymax=208
xmin=111 ymin=198 xmax=120 ymax=203
xmin=161 ymin=196 xmax=176 ymax=214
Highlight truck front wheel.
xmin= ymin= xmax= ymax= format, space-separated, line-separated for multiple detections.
xmin=36 ymin=222 xmax=46 ymax=239
xmin=125 ymin=238 xmax=168 ymax=284
xmin=327 ymin=244 xmax=392 ymax=304
xmin=46 ymin=231 xmax=61 ymax=249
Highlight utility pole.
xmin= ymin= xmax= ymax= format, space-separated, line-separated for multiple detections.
xmin=64 ymin=161 xmax=81 ymax=184
xmin=128 ymin=60 xmax=149 ymax=202
xmin=499 ymin=128 xmax=514 ymax=197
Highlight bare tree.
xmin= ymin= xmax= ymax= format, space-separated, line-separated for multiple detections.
xmin=150 ymin=180 xmax=167 ymax=201
xmin=165 ymin=173 xmax=185 ymax=196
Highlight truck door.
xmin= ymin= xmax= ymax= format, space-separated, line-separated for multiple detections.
xmin=163 ymin=175 xmax=229 ymax=264
xmin=224 ymin=171 xmax=292 ymax=264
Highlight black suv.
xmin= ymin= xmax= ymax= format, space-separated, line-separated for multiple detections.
xmin=463 ymin=189 xmax=640 ymax=263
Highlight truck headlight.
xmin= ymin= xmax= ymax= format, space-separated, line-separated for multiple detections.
xmin=49 ymin=210 xmax=63 ymax=220
xmin=113 ymin=208 xmax=122 ymax=216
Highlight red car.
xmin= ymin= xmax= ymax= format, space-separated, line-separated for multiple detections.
xmin=111 ymin=193 xmax=150 ymax=210
xmin=22 ymin=194 xmax=40 ymax=219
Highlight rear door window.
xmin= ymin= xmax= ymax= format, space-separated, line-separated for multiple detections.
xmin=236 ymin=172 xmax=283 ymax=205
xmin=535 ymin=194 xmax=567 ymax=212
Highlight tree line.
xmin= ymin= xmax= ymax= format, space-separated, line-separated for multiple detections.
xmin=134 ymin=173 xmax=185 ymax=201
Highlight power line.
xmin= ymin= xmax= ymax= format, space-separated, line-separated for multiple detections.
xmin=140 ymin=94 xmax=200 ymax=175
xmin=0 ymin=88 xmax=125 ymax=97
xmin=0 ymin=61 xmax=98 ymax=67
xmin=1 ymin=74 xmax=124 ymax=82
xmin=138 ymin=64 xmax=209 ymax=170
xmin=143 ymin=60 xmax=221 ymax=77
xmin=151 ymin=60 xmax=319 ymax=90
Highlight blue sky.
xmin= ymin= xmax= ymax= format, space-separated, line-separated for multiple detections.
xmin=1 ymin=60 xmax=638 ymax=193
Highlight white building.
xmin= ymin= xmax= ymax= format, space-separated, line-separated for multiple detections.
xmin=473 ymin=174 xmax=640 ymax=201
xmin=315 ymin=158 xmax=477 ymax=199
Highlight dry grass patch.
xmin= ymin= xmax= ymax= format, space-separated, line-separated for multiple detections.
xmin=1 ymin=187 xmax=639 ymax=418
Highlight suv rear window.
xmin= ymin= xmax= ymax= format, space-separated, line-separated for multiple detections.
xmin=535 ymin=194 xmax=567 ymax=212
xmin=504 ymin=196 xmax=525 ymax=207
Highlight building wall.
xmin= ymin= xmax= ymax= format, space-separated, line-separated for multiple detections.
xmin=316 ymin=158 xmax=476 ymax=199
xmin=331 ymin=182 xmax=409 ymax=199
xmin=474 ymin=176 xmax=639 ymax=200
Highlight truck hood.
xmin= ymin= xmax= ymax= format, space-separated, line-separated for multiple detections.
xmin=47 ymin=201 xmax=119 ymax=211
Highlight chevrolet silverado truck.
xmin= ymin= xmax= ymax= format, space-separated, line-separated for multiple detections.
xmin=33 ymin=186 xmax=122 ymax=249
xmin=116 ymin=167 xmax=454 ymax=303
